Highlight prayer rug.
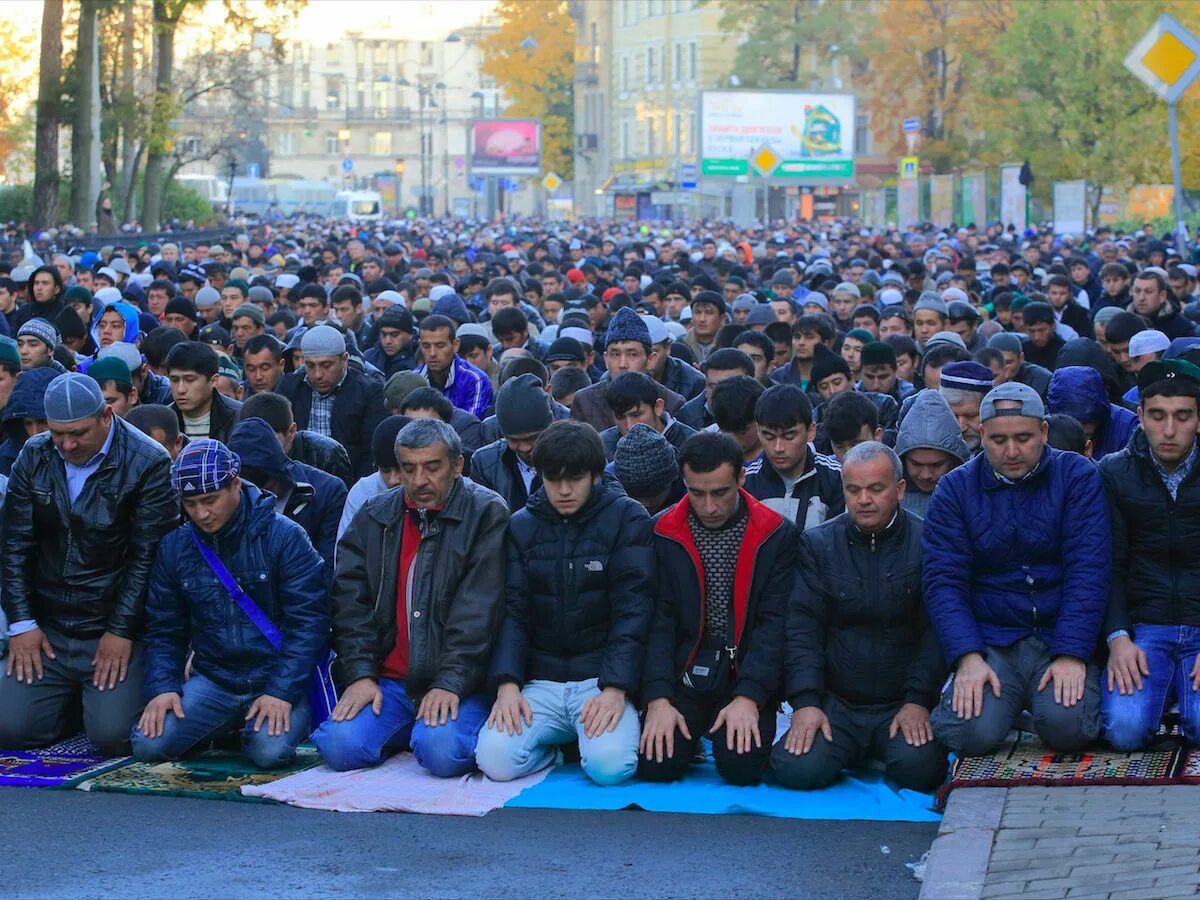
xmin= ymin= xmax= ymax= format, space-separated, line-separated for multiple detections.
xmin=505 ymin=759 xmax=942 ymax=822
xmin=936 ymin=732 xmax=1191 ymax=808
xmin=242 ymin=752 xmax=551 ymax=816
xmin=0 ymin=735 xmax=130 ymax=788
xmin=76 ymin=746 xmax=321 ymax=802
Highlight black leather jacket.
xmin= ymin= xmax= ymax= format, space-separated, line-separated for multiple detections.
xmin=290 ymin=430 xmax=353 ymax=488
xmin=2 ymin=417 xmax=178 ymax=640
xmin=331 ymin=478 xmax=509 ymax=699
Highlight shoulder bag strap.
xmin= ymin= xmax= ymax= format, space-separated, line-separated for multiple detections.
xmin=189 ymin=525 xmax=284 ymax=651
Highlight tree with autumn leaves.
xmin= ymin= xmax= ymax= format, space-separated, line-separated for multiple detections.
xmin=479 ymin=0 xmax=575 ymax=180
xmin=715 ymin=0 xmax=1199 ymax=217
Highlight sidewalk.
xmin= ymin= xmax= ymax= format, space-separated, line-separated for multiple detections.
xmin=920 ymin=785 xmax=1200 ymax=899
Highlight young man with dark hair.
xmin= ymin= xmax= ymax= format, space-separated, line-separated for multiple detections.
xmin=638 ymin=431 xmax=795 ymax=786
xmin=239 ymin=391 xmax=353 ymax=488
xmin=711 ymin=375 xmax=765 ymax=466
xmin=1020 ymin=301 xmax=1066 ymax=371
xmin=415 ymin=314 xmax=494 ymax=418
xmin=770 ymin=314 xmax=835 ymax=400
xmin=363 ymin=306 xmax=417 ymax=379
xmin=491 ymin=306 xmax=546 ymax=361
xmin=570 ymin=307 xmax=684 ymax=432
xmin=165 ymin=341 xmax=243 ymax=443
xmin=241 ymin=334 xmax=285 ymax=396
xmin=683 ymin=291 xmax=727 ymax=364
xmin=132 ymin=439 xmax=329 ymax=770
xmin=733 ymin=330 xmax=775 ymax=386
xmin=599 ymin=371 xmax=696 ymax=460
xmin=675 ymin=347 xmax=755 ymax=431
xmin=744 ymin=384 xmax=843 ymax=529
xmin=1101 ymin=361 xmax=1200 ymax=749
xmin=126 ymin=403 xmax=186 ymax=460
xmin=470 ymin=374 xmax=555 ymax=513
xmin=821 ymin=391 xmax=883 ymax=462
xmin=476 ymin=420 xmax=653 ymax=786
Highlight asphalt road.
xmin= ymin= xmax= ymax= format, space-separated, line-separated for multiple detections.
xmin=3 ymin=789 xmax=935 ymax=899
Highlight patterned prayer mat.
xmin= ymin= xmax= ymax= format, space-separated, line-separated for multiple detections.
xmin=936 ymin=732 xmax=1197 ymax=808
xmin=76 ymin=745 xmax=321 ymax=803
xmin=0 ymin=735 xmax=131 ymax=788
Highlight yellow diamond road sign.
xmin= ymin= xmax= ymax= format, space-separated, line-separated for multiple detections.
xmin=1124 ymin=13 xmax=1200 ymax=103
xmin=542 ymin=172 xmax=562 ymax=191
xmin=749 ymin=144 xmax=782 ymax=177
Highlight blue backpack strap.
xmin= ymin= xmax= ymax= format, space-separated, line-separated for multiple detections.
xmin=189 ymin=525 xmax=284 ymax=651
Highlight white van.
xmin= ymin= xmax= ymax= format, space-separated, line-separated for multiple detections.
xmin=331 ymin=190 xmax=384 ymax=222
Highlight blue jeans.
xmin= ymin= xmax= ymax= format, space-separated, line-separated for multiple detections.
xmin=474 ymin=678 xmax=640 ymax=786
xmin=1102 ymin=624 xmax=1200 ymax=750
xmin=311 ymin=678 xmax=488 ymax=777
xmin=131 ymin=672 xmax=311 ymax=769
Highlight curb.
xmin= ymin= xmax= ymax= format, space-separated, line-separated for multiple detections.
xmin=919 ymin=788 xmax=1006 ymax=900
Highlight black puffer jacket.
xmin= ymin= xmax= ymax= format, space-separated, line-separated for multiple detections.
xmin=2 ymin=416 xmax=178 ymax=639
xmin=489 ymin=475 xmax=654 ymax=693
xmin=642 ymin=490 xmax=796 ymax=706
xmin=786 ymin=509 xmax=944 ymax=710
xmin=1100 ymin=429 xmax=1200 ymax=634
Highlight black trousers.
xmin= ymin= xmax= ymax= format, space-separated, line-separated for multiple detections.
xmin=771 ymin=693 xmax=947 ymax=793
xmin=637 ymin=684 xmax=777 ymax=786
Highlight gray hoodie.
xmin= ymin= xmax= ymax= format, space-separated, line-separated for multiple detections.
xmin=893 ymin=389 xmax=970 ymax=517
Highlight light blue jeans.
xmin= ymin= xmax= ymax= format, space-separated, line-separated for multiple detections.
xmin=474 ymin=677 xmax=640 ymax=786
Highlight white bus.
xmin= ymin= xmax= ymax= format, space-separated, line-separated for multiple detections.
xmin=175 ymin=173 xmax=228 ymax=209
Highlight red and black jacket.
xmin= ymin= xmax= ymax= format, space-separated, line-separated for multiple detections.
xmin=642 ymin=489 xmax=797 ymax=707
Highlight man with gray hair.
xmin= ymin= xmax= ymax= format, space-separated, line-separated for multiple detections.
xmin=772 ymin=442 xmax=946 ymax=792
xmin=937 ymin=361 xmax=995 ymax=454
xmin=313 ymin=419 xmax=509 ymax=776
xmin=0 ymin=373 xmax=177 ymax=754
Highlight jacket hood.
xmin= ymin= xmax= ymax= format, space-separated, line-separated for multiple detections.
xmin=894 ymin=389 xmax=971 ymax=463
xmin=1054 ymin=337 xmax=1123 ymax=401
xmin=90 ymin=300 xmax=141 ymax=349
xmin=431 ymin=293 xmax=471 ymax=326
xmin=1165 ymin=337 xmax=1200 ymax=359
xmin=1047 ymin=365 xmax=1109 ymax=425
xmin=227 ymin=416 xmax=292 ymax=483
xmin=526 ymin=472 xmax=626 ymax=523
xmin=2 ymin=367 xmax=59 ymax=423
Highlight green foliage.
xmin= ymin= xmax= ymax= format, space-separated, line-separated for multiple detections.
xmin=709 ymin=0 xmax=863 ymax=89
xmin=0 ymin=185 xmax=32 ymax=223
xmin=162 ymin=181 xmax=213 ymax=225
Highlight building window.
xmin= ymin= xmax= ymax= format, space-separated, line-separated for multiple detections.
xmin=673 ymin=109 xmax=681 ymax=153
xmin=621 ymin=55 xmax=629 ymax=91
xmin=646 ymin=116 xmax=655 ymax=156
xmin=420 ymin=42 xmax=433 ymax=66
xmin=683 ymin=111 xmax=694 ymax=155
xmin=673 ymin=43 xmax=682 ymax=82
xmin=688 ymin=42 xmax=697 ymax=80
xmin=301 ymin=80 xmax=310 ymax=110
xmin=855 ymin=113 xmax=869 ymax=156
xmin=370 ymin=131 xmax=392 ymax=156
xmin=621 ymin=120 xmax=630 ymax=158
xmin=646 ymin=47 xmax=655 ymax=85
xmin=274 ymin=131 xmax=294 ymax=156
xmin=181 ymin=136 xmax=201 ymax=155
xmin=325 ymin=133 xmax=339 ymax=154
xmin=325 ymin=76 xmax=343 ymax=110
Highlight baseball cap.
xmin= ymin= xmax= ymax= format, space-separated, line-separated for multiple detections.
xmin=980 ymin=382 xmax=1046 ymax=421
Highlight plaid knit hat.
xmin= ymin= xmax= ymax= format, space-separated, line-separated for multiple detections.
xmin=17 ymin=317 xmax=59 ymax=351
xmin=171 ymin=439 xmax=241 ymax=497
xmin=614 ymin=424 xmax=678 ymax=499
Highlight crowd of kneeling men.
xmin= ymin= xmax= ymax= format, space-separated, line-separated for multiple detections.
xmin=0 ymin=354 xmax=1196 ymax=792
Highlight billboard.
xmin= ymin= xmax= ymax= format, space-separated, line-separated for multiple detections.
xmin=468 ymin=119 xmax=541 ymax=176
xmin=700 ymin=91 xmax=855 ymax=181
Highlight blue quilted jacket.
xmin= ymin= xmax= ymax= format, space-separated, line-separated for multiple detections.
xmin=921 ymin=446 xmax=1111 ymax=666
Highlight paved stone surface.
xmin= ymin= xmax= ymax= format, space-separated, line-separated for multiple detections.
xmin=922 ymin=785 xmax=1200 ymax=899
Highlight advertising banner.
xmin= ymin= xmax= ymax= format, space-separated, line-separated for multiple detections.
xmin=1053 ymin=180 xmax=1088 ymax=236
xmin=1000 ymin=164 xmax=1027 ymax=231
xmin=961 ymin=172 xmax=986 ymax=227
xmin=468 ymin=119 xmax=542 ymax=176
xmin=700 ymin=91 xmax=855 ymax=181
xmin=930 ymin=175 xmax=955 ymax=227
xmin=897 ymin=178 xmax=919 ymax=228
